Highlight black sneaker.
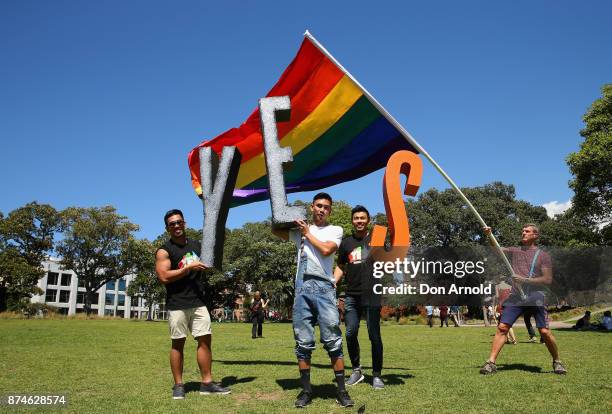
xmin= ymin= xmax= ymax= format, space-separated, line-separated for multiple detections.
xmin=294 ymin=391 xmax=312 ymax=408
xmin=200 ymin=382 xmax=231 ymax=395
xmin=172 ymin=383 xmax=185 ymax=400
xmin=479 ymin=360 xmax=497 ymax=375
xmin=336 ymin=389 xmax=354 ymax=408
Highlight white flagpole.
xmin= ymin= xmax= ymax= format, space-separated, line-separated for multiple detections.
xmin=304 ymin=30 xmax=519 ymax=287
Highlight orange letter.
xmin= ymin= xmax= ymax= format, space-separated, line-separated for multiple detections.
xmin=371 ymin=150 xmax=422 ymax=262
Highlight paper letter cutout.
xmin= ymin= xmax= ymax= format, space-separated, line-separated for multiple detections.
xmin=259 ymin=96 xmax=306 ymax=228
xmin=199 ymin=146 xmax=242 ymax=269
xmin=370 ymin=150 xmax=423 ymax=262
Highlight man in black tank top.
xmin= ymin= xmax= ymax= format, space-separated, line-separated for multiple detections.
xmin=155 ymin=209 xmax=231 ymax=399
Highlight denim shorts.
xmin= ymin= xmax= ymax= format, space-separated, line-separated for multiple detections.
xmin=292 ymin=276 xmax=343 ymax=361
xmin=500 ymin=305 xmax=549 ymax=329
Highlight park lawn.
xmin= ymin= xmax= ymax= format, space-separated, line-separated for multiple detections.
xmin=0 ymin=319 xmax=610 ymax=414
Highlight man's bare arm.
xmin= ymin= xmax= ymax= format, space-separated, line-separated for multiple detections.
xmin=333 ymin=264 xmax=344 ymax=285
xmin=155 ymin=249 xmax=207 ymax=284
xmin=483 ymin=227 xmax=509 ymax=252
xmin=296 ymin=220 xmax=337 ymax=256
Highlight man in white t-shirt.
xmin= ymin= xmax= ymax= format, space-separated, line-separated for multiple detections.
xmin=273 ymin=192 xmax=353 ymax=408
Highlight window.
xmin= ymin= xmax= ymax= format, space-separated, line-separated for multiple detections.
xmin=59 ymin=290 xmax=70 ymax=303
xmin=105 ymin=293 xmax=115 ymax=306
xmin=106 ymin=280 xmax=116 ymax=291
xmin=77 ymin=278 xmax=85 ymax=288
xmin=118 ymin=278 xmax=126 ymax=291
xmin=45 ymin=289 xmax=57 ymax=302
xmin=104 ymin=309 xmax=114 ymax=316
xmin=118 ymin=294 xmax=125 ymax=306
xmin=131 ymin=296 xmax=139 ymax=307
xmin=77 ymin=292 xmax=86 ymax=304
xmin=47 ymin=272 xmax=59 ymax=285
xmin=61 ymin=273 xmax=71 ymax=286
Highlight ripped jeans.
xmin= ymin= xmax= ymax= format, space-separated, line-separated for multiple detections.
xmin=292 ymin=276 xmax=343 ymax=361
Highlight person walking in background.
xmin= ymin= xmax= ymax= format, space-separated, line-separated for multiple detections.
xmin=450 ymin=305 xmax=461 ymax=327
xmin=250 ymin=291 xmax=269 ymax=339
xmin=426 ymin=305 xmax=434 ymax=328
xmin=439 ymin=305 xmax=449 ymax=327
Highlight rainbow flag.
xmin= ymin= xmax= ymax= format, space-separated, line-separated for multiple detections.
xmin=188 ymin=33 xmax=417 ymax=206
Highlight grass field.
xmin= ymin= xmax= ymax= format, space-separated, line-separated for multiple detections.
xmin=1 ymin=319 xmax=610 ymax=413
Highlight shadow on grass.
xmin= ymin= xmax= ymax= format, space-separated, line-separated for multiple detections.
xmin=216 ymin=360 xmax=412 ymax=371
xmin=276 ymin=378 xmax=337 ymax=398
xmin=183 ymin=376 xmax=256 ymax=393
xmin=553 ymin=327 xmax=611 ymax=333
xmin=363 ymin=373 xmax=413 ymax=385
xmin=496 ymin=363 xmax=544 ymax=373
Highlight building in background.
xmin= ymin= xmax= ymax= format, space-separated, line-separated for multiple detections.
xmin=30 ymin=258 xmax=166 ymax=319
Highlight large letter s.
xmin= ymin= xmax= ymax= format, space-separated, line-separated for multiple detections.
xmin=370 ymin=150 xmax=422 ymax=262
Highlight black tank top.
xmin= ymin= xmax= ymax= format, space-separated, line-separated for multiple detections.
xmin=158 ymin=239 xmax=206 ymax=310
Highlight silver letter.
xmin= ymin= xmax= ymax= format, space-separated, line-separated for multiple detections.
xmin=199 ymin=146 xmax=242 ymax=269
xmin=259 ymin=96 xmax=306 ymax=228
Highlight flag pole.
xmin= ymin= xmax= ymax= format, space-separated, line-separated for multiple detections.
xmin=303 ymin=30 xmax=519 ymax=286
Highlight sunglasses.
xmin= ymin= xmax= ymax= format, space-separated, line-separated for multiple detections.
xmin=166 ymin=220 xmax=185 ymax=228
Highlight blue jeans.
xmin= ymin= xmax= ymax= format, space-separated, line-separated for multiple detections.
xmin=292 ymin=276 xmax=343 ymax=361
xmin=344 ymin=295 xmax=383 ymax=374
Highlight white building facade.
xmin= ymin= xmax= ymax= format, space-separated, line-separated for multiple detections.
xmin=30 ymin=258 xmax=167 ymax=319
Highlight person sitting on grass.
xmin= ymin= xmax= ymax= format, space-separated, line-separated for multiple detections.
xmin=598 ymin=311 xmax=612 ymax=331
xmin=573 ymin=311 xmax=591 ymax=330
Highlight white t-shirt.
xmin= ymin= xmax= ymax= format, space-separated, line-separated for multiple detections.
xmin=289 ymin=224 xmax=343 ymax=283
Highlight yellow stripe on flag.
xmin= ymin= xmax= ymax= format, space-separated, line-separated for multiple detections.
xmin=235 ymin=75 xmax=363 ymax=189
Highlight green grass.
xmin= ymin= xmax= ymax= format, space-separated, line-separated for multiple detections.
xmin=0 ymin=320 xmax=610 ymax=413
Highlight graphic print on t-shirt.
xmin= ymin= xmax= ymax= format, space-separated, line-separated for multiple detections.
xmin=348 ymin=246 xmax=363 ymax=264
xmin=178 ymin=251 xmax=200 ymax=269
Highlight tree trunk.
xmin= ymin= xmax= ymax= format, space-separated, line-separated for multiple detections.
xmin=85 ymin=290 xmax=95 ymax=317
xmin=0 ymin=284 xmax=7 ymax=313
xmin=147 ymin=299 xmax=153 ymax=321
xmin=482 ymin=305 xmax=490 ymax=327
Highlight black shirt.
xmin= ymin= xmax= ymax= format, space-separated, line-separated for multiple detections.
xmin=158 ymin=239 xmax=206 ymax=311
xmin=337 ymin=233 xmax=374 ymax=297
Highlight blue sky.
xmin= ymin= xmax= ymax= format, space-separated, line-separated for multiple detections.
xmin=1 ymin=1 xmax=610 ymax=240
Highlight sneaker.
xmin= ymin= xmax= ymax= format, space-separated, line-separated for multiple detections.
xmin=199 ymin=382 xmax=231 ymax=395
xmin=346 ymin=368 xmax=364 ymax=386
xmin=528 ymin=336 xmax=537 ymax=343
xmin=553 ymin=360 xmax=567 ymax=375
xmin=294 ymin=391 xmax=312 ymax=408
xmin=372 ymin=376 xmax=385 ymax=389
xmin=336 ymin=389 xmax=354 ymax=408
xmin=479 ymin=360 xmax=497 ymax=375
xmin=172 ymin=383 xmax=185 ymax=400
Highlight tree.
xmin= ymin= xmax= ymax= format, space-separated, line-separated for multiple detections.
xmin=407 ymin=182 xmax=549 ymax=248
xmin=0 ymin=202 xmax=61 ymax=311
xmin=566 ymin=84 xmax=612 ymax=244
xmin=56 ymin=206 xmax=139 ymax=316
xmin=126 ymin=238 xmax=165 ymax=320
xmin=222 ymin=222 xmax=295 ymax=313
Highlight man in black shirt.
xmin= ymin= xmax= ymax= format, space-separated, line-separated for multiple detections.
xmin=334 ymin=205 xmax=384 ymax=389
xmin=155 ymin=209 xmax=230 ymax=399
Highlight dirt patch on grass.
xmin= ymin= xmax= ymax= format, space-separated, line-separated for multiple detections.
xmin=255 ymin=391 xmax=283 ymax=401
xmin=233 ymin=391 xmax=283 ymax=403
